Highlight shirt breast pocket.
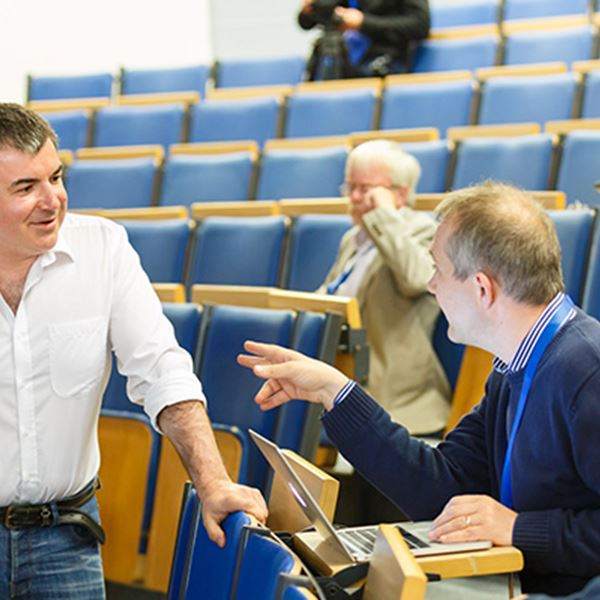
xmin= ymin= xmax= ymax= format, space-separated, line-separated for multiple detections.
xmin=48 ymin=317 xmax=108 ymax=398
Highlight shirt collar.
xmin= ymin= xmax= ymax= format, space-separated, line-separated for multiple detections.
xmin=38 ymin=221 xmax=75 ymax=269
xmin=493 ymin=292 xmax=574 ymax=374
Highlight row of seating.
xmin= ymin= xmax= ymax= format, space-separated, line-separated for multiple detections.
xmin=31 ymin=61 xmax=600 ymax=150
xmin=60 ymin=124 xmax=600 ymax=208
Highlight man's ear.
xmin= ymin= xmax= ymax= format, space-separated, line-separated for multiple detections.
xmin=473 ymin=271 xmax=497 ymax=309
xmin=395 ymin=186 xmax=409 ymax=209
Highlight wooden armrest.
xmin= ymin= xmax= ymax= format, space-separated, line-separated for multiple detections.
xmin=190 ymin=201 xmax=277 ymax=218
xmin=76 ymin=144 xmax=164 ymax=163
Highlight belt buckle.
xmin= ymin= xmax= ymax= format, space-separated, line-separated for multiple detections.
xmin=4 ymin=504 xmax=54 ymax=529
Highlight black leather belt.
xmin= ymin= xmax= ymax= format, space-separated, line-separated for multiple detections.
xmin=0 ymin=479 xmax=105 ymax=544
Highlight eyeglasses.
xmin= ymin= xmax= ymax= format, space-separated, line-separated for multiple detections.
xmin=339 ymin=182 xmax=397 ymax=196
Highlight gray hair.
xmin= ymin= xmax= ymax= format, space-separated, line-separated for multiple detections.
xmin=436 ymin=182 xmax=564 ymax=305
xmin=346 ymin=140 xmax=421 ymax=206
xmin=0 ymin=103 xmax=58 ymax=154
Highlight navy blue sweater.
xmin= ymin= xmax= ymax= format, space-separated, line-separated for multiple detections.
xmin=323 ymin=310 xmax=600 ymax=595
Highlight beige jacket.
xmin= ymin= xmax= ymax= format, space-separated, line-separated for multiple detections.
xmin=319 ymin=207 xmax=451 ymax=434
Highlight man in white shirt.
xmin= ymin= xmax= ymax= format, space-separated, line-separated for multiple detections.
xmin=0 ymin=103 xmax=267 ymax=599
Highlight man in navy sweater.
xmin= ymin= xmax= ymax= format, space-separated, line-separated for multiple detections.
xmin=238 ymin=182 xmax=600 ymax=596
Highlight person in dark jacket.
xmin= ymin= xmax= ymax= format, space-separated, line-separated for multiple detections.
xmin=299 ymin=0 xmax=430 ymax=77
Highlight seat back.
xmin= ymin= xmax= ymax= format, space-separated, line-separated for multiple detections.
xmin=66 ymin=157 xmax=157 ymax=209
xmin=401 ymin=141 xmax=451 ymax=193
xmin=411 ymin=35 xmax=499 ymax=72
xmin=28 ymin=72 xmax=113 ymax=101
xmin=582 ymin=71 xmax=600 ymax=119
xmin=121 ymin=64 xmax=210 ymax=96
xmin=256 ymin=146 xmax=348 ymax=200
xmin=160 ymin=152 xmax=255 ymax=204
xmin=187 ymin=216 xmax=287 ymax=287
xmin=582 ymin=216 xmax=600 ymax=321
xmin=120 ymin=219 xmax=191 ymax=283
xmin=503 ymin=0 xmax=589 ymax=20
xmin=41 ymin=109 xmax=90 ymax=150
xmin=94 ymin=104 xmax=185 ymax=149
xmin=478 ymin=73 xmax=577 ymax=126
xmin=451 ymin=134 xmax=554 ymax=190
xmin=283 ymin=214 xmax=353 ymax=292
xmin=381 ymin=80 xmax=475 ymax=138
xmin=285 ymin=89 xmax=377 ymax=138
xmin=504 ymin=26 xmax=595 ymax=66
xmin=431 ymin=0 xmax=499 ymax=28
xmin=556 ymin=131 xmax=600 ymax=207
xmin=217 ymin=56 xmax=306 ymax=87
xmin=189 ymin=96 xmax=281 ymax=146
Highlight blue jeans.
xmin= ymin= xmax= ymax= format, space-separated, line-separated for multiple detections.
xmin=0 ymin=497 xmax=105 ymax=599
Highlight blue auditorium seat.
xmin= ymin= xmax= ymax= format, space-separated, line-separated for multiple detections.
xmin=41 ymin=109 xmax=89 ymax=151
xmin=582 ymin=71 xmax=600 ymax=119
xmin=189 ymin=97 xmax=281 ymax=146
xmin=411 ymin=35 xmax=499 ymax=72
xmin=120 ymin=219 xmax=190 ymax=283
xmin=282 ymin=215 xmax=353 ymax=291
xmin=477 ymin=73 xmax=577 ymax=126
xmin=381 ymin=79 xmax=475 ymax=138
xmin=65 ymin=157 xmax=157 ymax=209
xmin=159 ymin=152 xmax=255 ymax=204
xmin=256 ymin=145 xmax=348 ymax=200
xmin=503 ymin=26 xmax=595 ymax=67
xmin=503 ymin=0 xmax=589 ymax=20
xmin=548 ymin=210 xmax=595 ymax=305
xmin=187 ymin=216 xmax=287 ymax=287
xmin=401 ymin=140 xmax=451 ymax=193
xmin=233 ymin=532 xmax=298 ymax=600
xmin=93 ymin=104 xmax=185 ymax=149
xmin=582 ymin=216 xmax=600 ymax=321
xmin=28 ymin=72 xmax=113 ymax=101
xmin=284 ymin=89 xmax=377 ymax=138
xmin=556 ymin=131 xmax=600 ymax=207
xmin=216 ymin=56 xmax=306 ymax=87
xmin=430 ymin=0 xmax=499 ymax=28
xmin=451 ymin=134 xmax=554 ymax=191
xmin=121 ymin=64 xmax=210 ymax=96
xmin=433 ymin=313 xmax=465 ymax=392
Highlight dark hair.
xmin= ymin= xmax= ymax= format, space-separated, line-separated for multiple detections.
xmin=0 ymin=103 xmax=58 ymax=154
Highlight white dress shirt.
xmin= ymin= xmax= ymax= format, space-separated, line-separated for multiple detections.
xmin=332 ymin=229 xmax=378 ymax=298
xmin=0 ymin=213 xmax=205 ymax=505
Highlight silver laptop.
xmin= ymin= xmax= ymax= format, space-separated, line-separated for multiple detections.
xmin=250 ymin=429 xmax=491 ymax=562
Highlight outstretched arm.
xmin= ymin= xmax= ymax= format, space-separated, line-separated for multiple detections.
xmin=236 ymin=341 xmax=349 ymax=411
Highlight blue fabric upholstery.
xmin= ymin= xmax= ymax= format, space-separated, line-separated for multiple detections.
xmin=549 ymin=210 xmax=595 ymax=305
xmin=503 ymin=0 xmax=588 ymax=20
xmin=582 ymin=216 xmax=600 ymax=321
xmin=478 ymin=73 xmax=577 ymax=126
xmin=430 ymin=0 xmax=499 ymax=28
xmin=121 ymin=64 xmax=210 ymax=95
xmin=504 ymin=26 xmax=595 ymax=66
xmin=256 ymin=146 xmax=348 ymax=200
xmin=216 ymin=56 xmax=306 ymax=87
xmin=556 ymin=131 xmax=600 ymax=207
xmin=160 ymin=152 xmax=255 ymax=205
xmin=433 ymin=313 xmax=465 ymax=392
xmin=411 ymin=35 xmax=498 ymax=72
xmin=234 ymin=533 xmax=296 ymax=600
xmin=381 ymin=79 xmax=474 ymax=138
xmin=65 ymin=157 xmax=156 ymax=209
xmin=42 ymin=110 xmax=89 ymax=151
xmin=582 ymin=71 xmax=600 ymax=119
xmin=120 ymin=219 xmax=190 ymax=283
xmin=452 ymin=134 xmax=554 ymax=191
xmin=187 ymin=216 xmax=287 ymax=287
xmin=189 ymin=97 xmax=281 ymax=146
xmin=28 ymin=72 xmax=113 ymax=101
xmin=285 ymin=89 xmax=377 ymax=138
xmin=196 ymin=305 xmax=295 ymax=488
xmin=283 ymin=215 xmax=353 ymax=292
xmin=93 ymin=104 xmax=185 ymax=149
xmin=401 ymin=141 xmax=451 ymax=193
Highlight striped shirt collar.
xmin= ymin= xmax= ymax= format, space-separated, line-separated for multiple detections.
xmin=493 ymin=292 xmax=576 ymax=374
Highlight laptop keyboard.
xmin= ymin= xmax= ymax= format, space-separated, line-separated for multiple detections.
xmin=339 ymin=525 xmax=430 ymax=555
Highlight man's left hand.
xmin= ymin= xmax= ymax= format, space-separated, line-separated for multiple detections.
xmin=201 ymin=479 xmax=268 ymax=547
xmin=334 ymin=6 xmax=364 ymax=30
xmin=428 ymin=494 xmax=517 ymax=547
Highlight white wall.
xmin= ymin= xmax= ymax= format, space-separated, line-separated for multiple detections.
xmin=0 ymin=0 xmax=213 ymax=103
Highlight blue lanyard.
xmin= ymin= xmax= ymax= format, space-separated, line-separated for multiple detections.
xmin=326 ymin=265 xmax=354 ymax=295
xmin=499 ymin=295 xmax=575 ymax=509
